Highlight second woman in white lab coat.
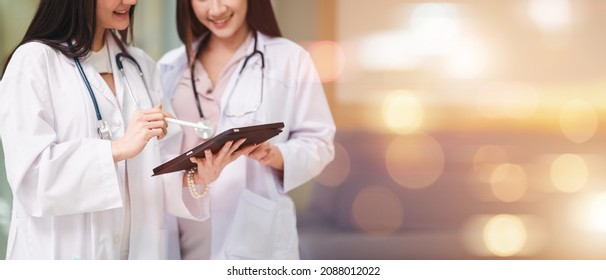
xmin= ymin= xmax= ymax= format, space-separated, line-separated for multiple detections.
xmin=0 ymin=0 xmax=250 ymax=259
xmin=158 ymin=0 xmax=336 ymax=259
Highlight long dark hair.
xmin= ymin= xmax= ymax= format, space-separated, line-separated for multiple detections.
xmin=1 ymin=0 xmax=135 ymax=78
xmin=175 ymin=0 xmax=281 ymax=66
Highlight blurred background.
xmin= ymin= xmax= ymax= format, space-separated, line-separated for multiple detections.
xmin=1 ymin=0 xmax=606 ymax=259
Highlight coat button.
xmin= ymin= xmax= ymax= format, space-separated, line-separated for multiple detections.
xmin=113 ymin=235 xmax=120 ymax=244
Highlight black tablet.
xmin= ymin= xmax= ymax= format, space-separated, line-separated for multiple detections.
xmin=152 ymin=122 xmax=284 ymax=176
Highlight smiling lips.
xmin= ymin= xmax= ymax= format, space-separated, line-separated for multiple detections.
xmin=209 ymin=13 xmax=234 ymax=26
xmin=113 ymin=10 xmax=129 ymax=18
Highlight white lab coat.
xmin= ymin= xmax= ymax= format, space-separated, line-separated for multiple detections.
xmin=158 ymin=32 xmax=335 ymax=259
xmin=0 ymin=32 xmax=209 ymax=259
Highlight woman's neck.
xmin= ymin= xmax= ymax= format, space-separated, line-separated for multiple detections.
xmin=207 ymin=26 xmax=250 ymax=53
xmin=92 ymin=28 xmax=107 ymax=52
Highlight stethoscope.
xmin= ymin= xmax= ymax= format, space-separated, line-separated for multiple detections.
xmin=190 ymin=31 xmax=265 ymax=139
xmin=69 ymin=40 xmax=211 ymax=140
xmin=69 ymin=40 xmax=122 ymax=140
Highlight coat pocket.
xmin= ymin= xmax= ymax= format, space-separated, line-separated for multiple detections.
xmin=224 ymin=188 xmax=278 ymax=259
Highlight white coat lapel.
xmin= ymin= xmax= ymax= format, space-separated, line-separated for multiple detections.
xmin=107 ymin=33 xmax=126 ymax=109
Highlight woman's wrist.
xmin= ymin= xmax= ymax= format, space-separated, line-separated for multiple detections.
xmin=268 ymin=146 xmax=284 ymax=170
xmin=111 ymin=140 xmax=126 ymax=162
xmin=187 ymin=166 xmax=209 ymax=199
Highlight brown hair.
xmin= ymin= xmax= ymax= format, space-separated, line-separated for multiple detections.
xmin=175 ymin=0 xmax=281 ymax=66
xmin=2 ymin=0 xmax=135 ymax=78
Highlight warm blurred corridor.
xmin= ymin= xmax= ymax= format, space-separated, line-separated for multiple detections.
xmin=293 ymin=0 xmax=606 ymax=259
xmin=2 ymin=0 xmax=606 ymax=259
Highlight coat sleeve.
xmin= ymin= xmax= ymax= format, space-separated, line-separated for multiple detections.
xmin=142 ymin=50 xmax=209 ymax=221
xmin=0 ymin=44 xmax=122 ymax=217
xmin=275 ymin=50 xmax=336 ymax=193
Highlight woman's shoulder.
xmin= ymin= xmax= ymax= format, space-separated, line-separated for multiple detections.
xmin=15 ymin=41 xmax=52 ymax=51
xmin=11 ymin=41 xmax=62 ymax=62
xmin=262 ymin=35 xmax=307 ymax=55
xmin=5 ymin=41 xmax=67 ymax=77
xmin=2 ymin=42 xmax=68 ymax=90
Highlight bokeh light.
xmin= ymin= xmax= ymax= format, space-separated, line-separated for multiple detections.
xmin=385 ymin=133 xmax=444 ymax=189
xmin=483 ymin=214 xmax=527 ymax=257
xmin=591 ymin=193 xmax=606 ymax=232
xmin=409 ymin=3 xmax=462 ymax=55
xmin=357 ymin=2 xmax=466 ymax=71
xmin=489 ymin=164 xmax=528 ymax=203
xmin=473 ymin=145 xmax=510 ymax=183
xmin=559 ymin=99 xmax=598 ymax=144
xmin=382 ymin=90 xmax=424 ymax=134
xmin=528 ymin=0 xmax=571 ymax=33
xmin=550 ymin=154 xmax=588 ymax=193
xmin=308 ymin=40 xmax=346 ymax=83
xmin=444 ymin=38 xmax=489 ymax=79
xmin=314 ymin=142 xmax=351 ymax=188
xmin=462 ymin=215 xmax=547 ymax=257
xmin=568 ymin=192 xmax=606 ymax=233
xmin=358 ymin=31 xmax=423 ymax=71
xmin=351 ymin=186 xmax=404 ymax=235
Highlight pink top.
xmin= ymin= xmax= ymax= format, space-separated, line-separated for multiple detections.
xmin=172 ymin=33 xmax=253 ymax=152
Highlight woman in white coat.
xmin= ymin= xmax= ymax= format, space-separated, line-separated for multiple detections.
xmin=158 ymin=0 xmax=336 ymax=259
xmin=0 ymin=0 xmax=251 ymax=259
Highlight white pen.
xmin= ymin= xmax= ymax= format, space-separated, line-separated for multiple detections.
xmin=166 ymin=117 xmax=211 ymax=130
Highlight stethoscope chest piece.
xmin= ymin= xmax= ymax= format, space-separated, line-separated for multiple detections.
xmin=195 ymin=118 xmax=214 ymax=140
xmin=97 ymin=120 xmax=113 ymax=140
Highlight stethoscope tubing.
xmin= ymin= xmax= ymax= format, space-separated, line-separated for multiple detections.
xmin=69 ymin=42 xmax=103 ymax=121
xmin=116 ymin=53 xmax=154 ymax=110
xmin=69 ymin=41 xmax=156 ymax=140
xmin=191 ymin=31 xmax=265 ymax=120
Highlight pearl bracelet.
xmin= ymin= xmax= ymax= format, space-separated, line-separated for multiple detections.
xmin=187 ymin=166 xmax=209 ymax=199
